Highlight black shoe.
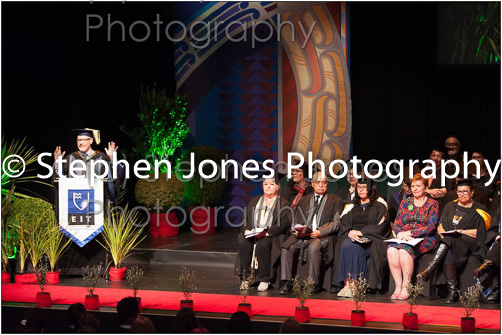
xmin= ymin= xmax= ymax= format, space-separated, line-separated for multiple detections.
xmin=278 ymin=280 xmax=292 ymax=295
xmin=480 ymin=287 xmax=500 ymax=304
xmin=330 ymin=285 xmax=341 ymax=294
xmin=366 ymin=287 xmax=377 ymax=294
xmin=312 ymin=284 xmax=320 ymax=295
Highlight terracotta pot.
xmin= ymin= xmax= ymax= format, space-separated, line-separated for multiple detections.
xmin=237 ymin=303 xmax=253 ymax=319
xmin=402 ymin=313 xmax=418 ymax=330
xmin=461 ymin=317 xmax=476 ymax=333
xmin=46 ymin=271 xmax=60 ymax=285
xmin=15 ymin=273 xmax=38 ymax=284
xmin=135 ymin=297 xmax=143 ymax=313
xmin=149 ymin=212 xmax=179 ymax=237
xmin=85 ymin=295 xmax=100 ymax=310
xmin=109 ymin=266 xmax=126 ymax=281
xmin=190 ymin=206 xmax=216 ymax=234
xmin=2 ymin=271 xmax=11 ymax=284
xmin=180 ymin=299 xmax=194 ymax=310
xmin=295 ymin=306 xmax=310 ymax=323
xmin=351 ymin=310 xmax=366 ymax=327
xmin=36 ymin=292 xmax=52 ymax=307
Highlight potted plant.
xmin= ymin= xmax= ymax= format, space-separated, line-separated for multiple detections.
xmin=35 ymin=261 xmax=51 ymax=307
xmin=349 ymin=274 xmax=368 ymax=327
xmin=179 ymin=266 xmax=197 ymax=310
xmin=97 ymin=206 xmax=146 ymax=281
xmin=402 ymin=276 xmax=423 ymax=330
xmin=45 ymin=218 xmax=71 ymax=284
xmin=182 ymin=146 xmax=227 ymax=234
xmin=292 ymin=275 xmax=315 ymax=323
xmin=82 ymin=263 xmax=102 ymax=310
xmin=459 ymin=282 xmax=481 ymax=333
xmin=27 ymin=218 xmax=51 ymax=274
xmin=237 ymin=269 xmax=255 ymax=319
xmin=126 ymin=266 xmax=144 ymax=312
xmin=1 ymin=189 xmax=17 ymax=283
xmin=7 ymin=197 xmax=55 ymax=283
xmin=135 ymin=174 xmax=185 ymax=237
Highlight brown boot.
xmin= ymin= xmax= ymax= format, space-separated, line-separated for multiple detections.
xmin=473 ymin=260 xmax=494 ymax=278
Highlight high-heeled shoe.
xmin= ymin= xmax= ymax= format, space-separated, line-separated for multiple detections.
xmin=391 ymin=292 xmax=400 ymax=300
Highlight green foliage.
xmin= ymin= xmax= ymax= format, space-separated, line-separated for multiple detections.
xmin=349 ymin=274 xmax=368 ymax=312
xmin=7 ymin=197 xmax=56 ymax=228
xmin=292 ymin=275 xmax=315 ymax=308
xmin=1 ymin=137 xmax=52 ymax=199
xmin=126 ymin=266 xmax=144 ymax=298
xmin=1 ymin=188 xmax=17 ymax=269
xmin=35 ymin=260 xmax=49 ymax=293
xmin=406 ymin=276 xmax=424 ymax=314
xmin=181 ymin=146 xmax=227 ymax=207
xmin=82 ymin=263 xmax=102 ymax=296
xmin=179 ymin=266 xmax=197 ymax=301
xmin=135 ymin=173 xmax=185 ymax=210
xmin=459 ymin=282 xmax=481 ymax=318
xmin=46 ymin=219 xmax=71 ymax=272
xmin=238 ymin=268 xmax=255 ymax=304
xmin=97 ymin=206 xmax=146 ymax=268
xmin=120 ymin=85 xmax=189 ymax=169
xmin=27 ymin=218 xmax=51 ymax=270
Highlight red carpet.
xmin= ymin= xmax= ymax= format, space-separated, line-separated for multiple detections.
xmin=2 ymin=283 xmax=500 ymax=329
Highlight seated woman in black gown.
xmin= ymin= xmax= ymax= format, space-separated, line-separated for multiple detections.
xmin=238 ymin=177 xmax=292 ymax=291
xmin=418 ymin=179 xmax=491 ymax=303
xmin=334 ymin=178 xmax=390 ymax=297
xmin=281 ymin=163 xmax=313 ymax=210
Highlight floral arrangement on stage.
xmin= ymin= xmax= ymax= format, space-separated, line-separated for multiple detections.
xmin=459 ymin=282 xmax=481 ymax=318
xmin=35 ymin=261 xmax=49 ymax=293
xmin=127 ymin=266 xmax=144 ymax=298
xmin=238 ymin=269 xmax=255 ymax=304
xmin=292 ymin=275 xmax=315 ymax=308
xmin=349 ymin=274 xmax=368 ymax=312
xmin=179 ymin=266 xmax=197 ymax=301
xmin=405 ymin=276 xmax=424 ymax=315
xmin=82 ymin=263 xmax=103 ymax=297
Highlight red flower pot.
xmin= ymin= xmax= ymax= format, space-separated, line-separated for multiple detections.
xmin=36 ymin=292 xmax=52 ymax=307
xmin=461 ymin=317 xmax=476 ymax=333
xmin=2 ymin=271 xmax=11 ymax=284
xmin=402 ymin=313 xmax=418 ymax=330
xmin=46 ymin=271 xmax=60 ymax=285
xmin=149 ymin=212 xmax=179 ymax=237
xmin=190 ymin=206 xmax=216 ymax=234
xmin=109 ymin=266 xmax=126 ymax=281
xmin=135 ymin=297 xmax=143 ymax=313
xmin=295 ymin=306 xmax=310 ymax=323
xmin=180 ymin=300 xmax=194 ymax=310
xmin=85 ymin=295 xmax=100 ymax=310
xmin=237 ymin=303 xmax=253 ymax=319
xmin=15 ymin=273 xmax=38 ymax=284
xmin=351 ymin=310 xmax=366 ymax=327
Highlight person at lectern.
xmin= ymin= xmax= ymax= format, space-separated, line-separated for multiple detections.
xmin=52 ymin=128 xmax=123 ymax=204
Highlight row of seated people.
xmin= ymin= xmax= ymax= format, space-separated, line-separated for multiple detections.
xmin=235 ymin=158 xmax=500 ymax=304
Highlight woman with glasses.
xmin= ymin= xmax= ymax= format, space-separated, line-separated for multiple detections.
xmin=418 ymin=179 xmax=490 ymax=303
xmin=334 ymin=178 xmax=390 ymax=297
xmin=387 ymin=173 xmax=439 ymax=300
xmin=281 ymin=163 xmax=314 ymax=210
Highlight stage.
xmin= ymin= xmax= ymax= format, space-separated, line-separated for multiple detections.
xmin=2 ymin=228 xmax=500 ymax=333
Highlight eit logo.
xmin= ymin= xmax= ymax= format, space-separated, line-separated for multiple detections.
xmin=68 ymin=190 xmax=95 ymax=225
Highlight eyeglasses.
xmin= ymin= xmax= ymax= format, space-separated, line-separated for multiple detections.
xmin=292 ymin=169 xmax=303 ymax=175
xmin=356 ymin=185 xmax=368 ymax=190
xmin=76 ymin=138 xmax=92 ymax=143
xmin=314 ymin=181 xmax=327 ymax=185
xmin=445 ymin=142 xmax=459 ymax=148
xmin=457 ymin=190 xmax=471 ymax=194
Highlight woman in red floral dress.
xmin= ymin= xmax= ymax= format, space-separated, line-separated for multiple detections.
xmin=387 ymin=173 xmax=439 ymax=300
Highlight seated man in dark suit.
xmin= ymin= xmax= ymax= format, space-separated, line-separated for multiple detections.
xmin=278 ymin=172 xmax=343 ymax=294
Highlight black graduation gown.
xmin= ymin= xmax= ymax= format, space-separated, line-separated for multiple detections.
xmin=281 ymin=180 xmax=314 ymax=205
xmin=428 ymin=167 xmax=456 ymax=214
xmin=439 ymin=201 xmax=490 ymax=268
xmin=241 ymin=196 xmax=292 ymax=237
xmin=333 ymin=201 xmax=391 ymax=290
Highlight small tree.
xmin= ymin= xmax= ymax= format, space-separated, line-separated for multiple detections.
xmin=406 ymin=276 xmax=424 ymax=315
xmin=179 ymin=266 xmax=197 ymax=301
xmin=238 ymin=268 xmax=255 ymax=304
xmin=126 ymin=266 xmax=144 ymax=298
xmin=82 ymin=263 xmax=102 ymax=297
xmin=35 ymin=261 xmax=49 ymax=293
xmin=459 ymin=282 xmax=481 ymax=318
xmin=292 ymin=275 xmax=315 ymax=308
xmin=349 ymin=274 xmax=368 ymax=312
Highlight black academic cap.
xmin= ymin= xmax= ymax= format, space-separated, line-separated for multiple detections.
xmin=457 ymin=178 xmax=474 ymax=188
xmin=72 ymin=128 xmax=101 ymax=144
xmin=467 ymin=145 xmax=489 ymax=158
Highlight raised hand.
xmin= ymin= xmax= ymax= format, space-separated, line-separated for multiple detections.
xmin=54 ymin=146 xmax=65 ymax=160
xmin=105 ymin=141 xmax=119 ymax=158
